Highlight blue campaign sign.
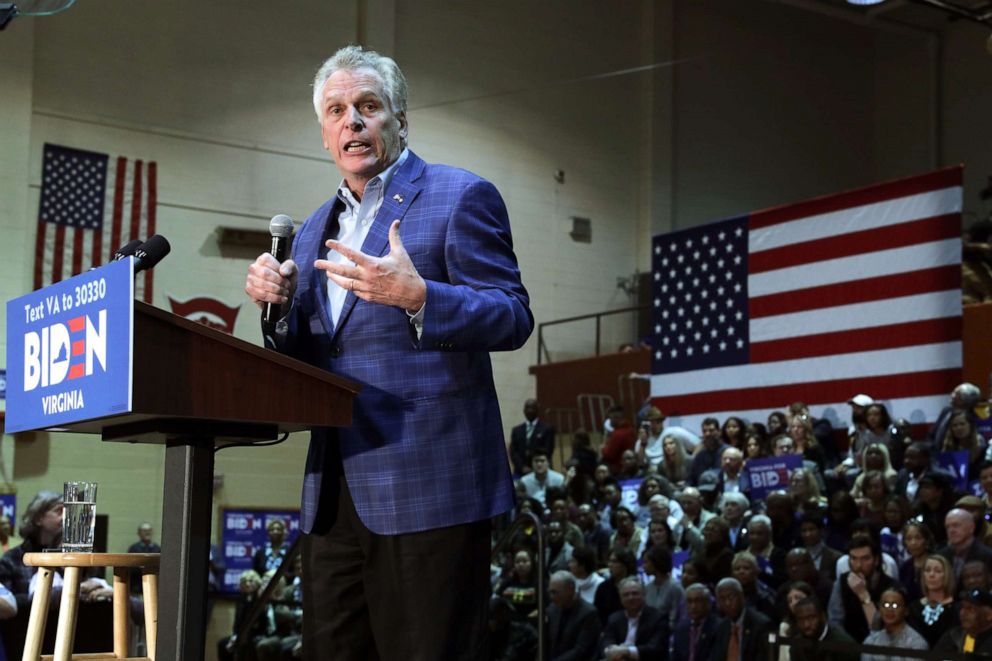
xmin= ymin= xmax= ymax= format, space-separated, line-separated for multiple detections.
xmin=745 ymin=455 xmax=803 ymax=500
xmin=936 ymin=450 xmax=970 ymax=491
xmin=0 ymin=495 xmax=14 ymax=522
xmin=5 ymin=259 xmax=133 ymax=433
xmin=619 ymin=478 xmax=643 ymax=511
xmin=220 ymin=507 xmax=301 ymax=594
xmin=0 ymin=369 xmax=6 ymax=399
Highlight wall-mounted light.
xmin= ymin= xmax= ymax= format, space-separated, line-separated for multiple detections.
xmin=846 ymin=0 xmax=886 ymax=5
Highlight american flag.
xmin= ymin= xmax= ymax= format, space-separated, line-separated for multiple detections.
xmin=651 ymin=167 xmax=963 ymax=433
xmin=34 ymin=143 xmax=157 ymax=303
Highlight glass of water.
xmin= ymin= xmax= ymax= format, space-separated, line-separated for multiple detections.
xmin=62 ymin=481 xmax=97 ymax=553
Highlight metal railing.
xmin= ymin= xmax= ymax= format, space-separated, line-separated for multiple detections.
xmin=536 ymin=305 xmax=648 ymax=365
xmin=491 ymin=511 xmax=546 ymax=661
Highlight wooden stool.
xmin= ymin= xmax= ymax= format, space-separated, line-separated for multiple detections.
xmin=21 ymin=552 xmax=159 ymax=661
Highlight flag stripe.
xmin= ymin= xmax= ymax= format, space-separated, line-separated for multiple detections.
xmin=130 ymin=160 xmax=143 ymax=243
xmin=654 ymin=367 xmax=959 ymax=415
xmin=751 ymin=290 xmax=959 ymax=342
xmin=145 ymin=161 xmax=158 ymax=303
xmin=749 ymin=213 xmax=960 ymax=274
xmin=749 ymin=166 xmax=963 ymax=230
xmin=33 ymin=222 xmax=46 ymax=291
xmin=750 ymin=317 xmax=962 ymax=363
xmin=110 ymin=156 xmax=126 ymax=255
xmin=748 ymin=238 xmax=960 ymax=298
xmin=51 ymin=224 xmax=66 ymax=284
xmin=71 ymin=226 xmax=84 ymax=276
xmin=750 ymin=264 xmax=961 ymax=318
xmin=652 ymin=342 xmax=960 ymax=397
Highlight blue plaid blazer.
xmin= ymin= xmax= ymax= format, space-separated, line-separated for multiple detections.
xmin=279 ymin=151 xmax=533 ymax=535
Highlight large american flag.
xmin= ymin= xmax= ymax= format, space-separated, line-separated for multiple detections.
xmin=34 ymin=143 xmax=157 ymax=303
xmin=651 ymin=167 xmax=963 ymax=433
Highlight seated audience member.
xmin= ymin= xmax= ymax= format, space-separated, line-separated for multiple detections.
xmin=642 ymin=517 xmax=674 ymax=557
xmin=933 ymin=587 xmax=992 ymax=655
xmin=834 ymin=519 xmax=899 ymax=580
xmin=634 ymin=407 xmax=667 ymax=470
xmin=721 ymin=416 xmax=747 ymax=450
xmin=788 ymin=414 xmax=826 ymax=472
xmin=253 ymin=571 xmax=298 ymax=661
xmin=568 ymin=429 xmax=599 ymax=479
xmin=881 ymin=495 xmax=912 ymax=559
xmin=695 ymin=472 xmax=720 ymax=513
xmin=824 ymin=491 xmax=860 ymax=553
xmin=549 ymin=497 xmax=584 ymax=549
xmin=545 ymin=521 xmax=573 ymax=574
xmin=575 ymin=504 xmax=610 ymax=567
xmin=731 ymin=551 xmax=776 ymax=620
xmin=594 ymin=549 xmax=637 ymax=625
xmin=597 ymin=480 xmax=622 ymax=534
xmin=702 ymin=447 xmax=749 ymax=500
xmin=496 ymin=549 xmax=539 ymax=620
xmin=827 ymin=535 xmax=898 ymax=644
xmin=894 ymin=442 xmax=941 ymax=504
xmin=783 ymin=548 xmax=832 ymax=612
xmin=790 ymin=596 xmax=859 ymax=661
xmin=741 ymin=515 xmax=785 ymax=588
xmin=252 ymin=519 xmax=290 ymax=577
xmin=488 ymin=596 xmax=537 ymax=661
xmin=547 ymin=571 xmax=599 ymax=661
xmin=720 ymin=492 xmax=749 ymax=550
xmin=927 ymin=382 xmax=981 ymax=449
xmin=692 ymin=517 xmax=734 ymax=586
xmin=850 ymin=402 xmax=892 ymax=460
xmin=633 ymin=476 xmax=673 ymax=527
xmin=914 ymin=471 xmax=954 ymax=546
xmin=617 ymin=450 xmax=642 ymax=479
xmin=671 ymin=583 xmax=721 ymax=661
xmin=688 ymin=418 xmax=727 ymax=486
xmin=600 ymin=578 xmax=668 ymax=661
xmin=776 ymin=581 xmax=815 ymax=661
xmin=861 ymin=585 xmax=928 ymax=661
xmin=766 ymin=490 xmax=802 ymax=550
xmin=789 ymin=401 xmax=837 ymax=464
xmin=772 ymin=436 xmax=827 ymax=494
xmin=567 ymin=546 xmax=604 ymax=604
xmin=899 ymin=521 xmax=934 ymax=602
xmin=767 ymin=411 xmax=788 ymax=438
xmin=942 ymin=410 xmax=986 ymax=480
xmin=906 ymin=553 xmax=959 ymax=648
xmin=608 ymin=507 xmax=644 ymax=556
xmin=217 ymin=570 xmax=265 ymax=661
xmin=0 ymin=492 xmax=64 ymax=614
xmin=799 ymin=513 xmax=841 ymax=582
xmin=601 ymin=407 xmax=637 ymax=475
xmin=642 ymin=545 xmax=684 ymax=630
xmin=789 ymin=467 xmax=826 ymax=511
xmin=937 ymin=507 xmax=992 ymax=584
xmin=955 ymin=494 xmax=992 ymax=548
xmin=713 ymin=577 xmax=770 ymax=661
xmin=677 ymin=487 xmax=712 ymax=537
xmin=979 ymin=460 xmax=992 ymax=511
xmin=963 ymin=559 xmax=992 ymax=592
xmin=852 ymin=469 xmax=890 ymax=529
xmin=519 ymin=450 xmax=565 ymax=506
xmin=658 ymin=434 xmax=692 ymax=486
xmin=743 ymin=431 xmax=771 ymax=465
xmin=509 ymin=398 xmax=556 ymax=477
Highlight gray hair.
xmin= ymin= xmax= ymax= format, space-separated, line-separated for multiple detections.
xmin=955 ymin=383 xmax=982 ymax=407
xmin=716 ymin=577 xmax=744 ymax=594
xmin=648 ymin=494 xmax=670 ymax=508
xmin=685 ymin=582 xmax=712 ymax=598
xmin=722 ymin=492 xmax=749 ymax=509
xmin=19 ymin=490 xmax=62 ymax=542
xmin=312 ymin=45 xmax=409 ymax=118
xmin=618 ymin=576 xmax=644 ymax=592
xmin=747 ymin=514 xmax=772 ymax=530
xmin=549 ymin=571 xmax=576 ymax=589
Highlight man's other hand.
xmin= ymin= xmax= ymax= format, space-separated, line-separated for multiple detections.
xmin=316 ymin=219 xmax=426 ymax=313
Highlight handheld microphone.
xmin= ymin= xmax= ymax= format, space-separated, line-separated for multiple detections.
xmin=262 ymin=215 xmax=295 ymax=337
xmin=113 ymin=239 xmax=144 ymax=261
xmin=133 ymin=235 xmax=172 ymax=274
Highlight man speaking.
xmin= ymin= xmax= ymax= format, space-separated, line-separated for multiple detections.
xmin=244 ymin=45 xmax=533 ymax=660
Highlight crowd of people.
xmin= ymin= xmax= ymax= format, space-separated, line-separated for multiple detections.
xmin=493 ymin=384 xmax=992 ymax=660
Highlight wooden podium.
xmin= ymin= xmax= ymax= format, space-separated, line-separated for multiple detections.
xmin=51 ymin=301 xmax=361 ymax=660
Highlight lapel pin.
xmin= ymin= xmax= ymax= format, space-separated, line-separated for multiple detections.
xmin=393 ymin=193 xmax=404 ymax=204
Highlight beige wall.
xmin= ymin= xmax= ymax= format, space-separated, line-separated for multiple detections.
xmin=1 ymin=0 xmax=990 ymax=656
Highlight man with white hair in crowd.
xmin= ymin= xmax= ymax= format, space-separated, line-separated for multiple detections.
xmin=720 ymin=493 xmax=749 ymax=550
xmin=600 ymin=577 xmax=669 ymax=661
xmin=713 ymin=577 xmax=771 ymax=661
xmin=548 ymin=570 xmax=601 ymax=661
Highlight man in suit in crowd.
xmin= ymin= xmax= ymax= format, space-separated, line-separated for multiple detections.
xmin=937 ymin=508 xmax=992 ymax=584
xmin=791 ymin=596 xmax=859 ymax=661
xmin=548 ymin=571 xmax=601 ymax=661
xmin=713 ymin=577 xmax=770 ymax=661
xmin=600 ymin=577 xmax=668 ymax=661
xmin=245 ymin=45 xmax=532 ymax=661
xmin=671 ymin=583 xmax=721 ymax=661
xmin=510 ymin=398 xmax=556 ymax=476
xmin=894 ymin=442 xmax=951 ymax=504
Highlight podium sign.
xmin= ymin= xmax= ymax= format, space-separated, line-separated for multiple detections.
xmin=5 ymin=259 xmax=134 ymax=433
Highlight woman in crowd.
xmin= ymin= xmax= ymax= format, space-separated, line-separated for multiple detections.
xmin=634 ymin=476 xmax=670 ymax=527
xmin=642 ymin=545 xmax=684 ymax=629
xmin=609 ymin=506 xmax=644 ymax=555
xmin=775 ymin=581 xmax=815 ymax=660
xmin=824 ymin=491 xmax=860 ymax=552
xmin=862 ymin=586 xmax=928 ymax=661
xmin=882 ymin=496 xmax=914 ymax=564
xmin=0 ymin=491 xmax=72 ymax=613
xmin=594 ymin=548 xmax=637 ymax=624
xmin=854 ymin=470 xmax=890 ymax=528
xmin=592 ymin=463 xmax=612 ymax=505
xmin=788 ymin=414 xmax=826 ymax=471
xmin=853 ymin=403 xmax=893 ymax=459
xmin=914 ymin=473 xmax=954 ymax=546
xmin=906 ymin=554 xmax=959 ymax=648
xmin=788 ymin=467 xmax=826 ymax=511
xmin=566 ymin=546 xmax=604 ymax=604
xmin=642 ymin=518 xmax=675 ymax=556
xmin=721 ymin=416 xmax=747 ymax=450
xmin=744 ymin=432 xmax=772 ymax=464
xmin=495 ymin=549 xmax=539 ymax=620
xmin=693 ymin=517 xmax=734 ymax=586
xmin=898 ymin=521 xmax=933 ymax=603
xmin=657 ymin=435 xmax=691 ymax=486
xmin=767 ymin=411 xmax=788 ymax=438
xmin=943 ymin=411 xmax=987 ymax=479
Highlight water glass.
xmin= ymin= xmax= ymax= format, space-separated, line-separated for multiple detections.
xmin=62 ymin=481 xmax=98 ymax=552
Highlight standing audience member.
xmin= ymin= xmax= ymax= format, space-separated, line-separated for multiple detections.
xmin=509 ymin=399 xmax=555 ymax=477
xmin=252 ymin=519 xmax=290 ymax=576
xmin=599 ymin=578 xmax=668 ymax=661
xmin=601 ymin=407 xmax=637 ymax=476
xmin=547 ymin=571 xmax=600 ymax=661
xmin=671 ymin=583 xmax=721 ymax=661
